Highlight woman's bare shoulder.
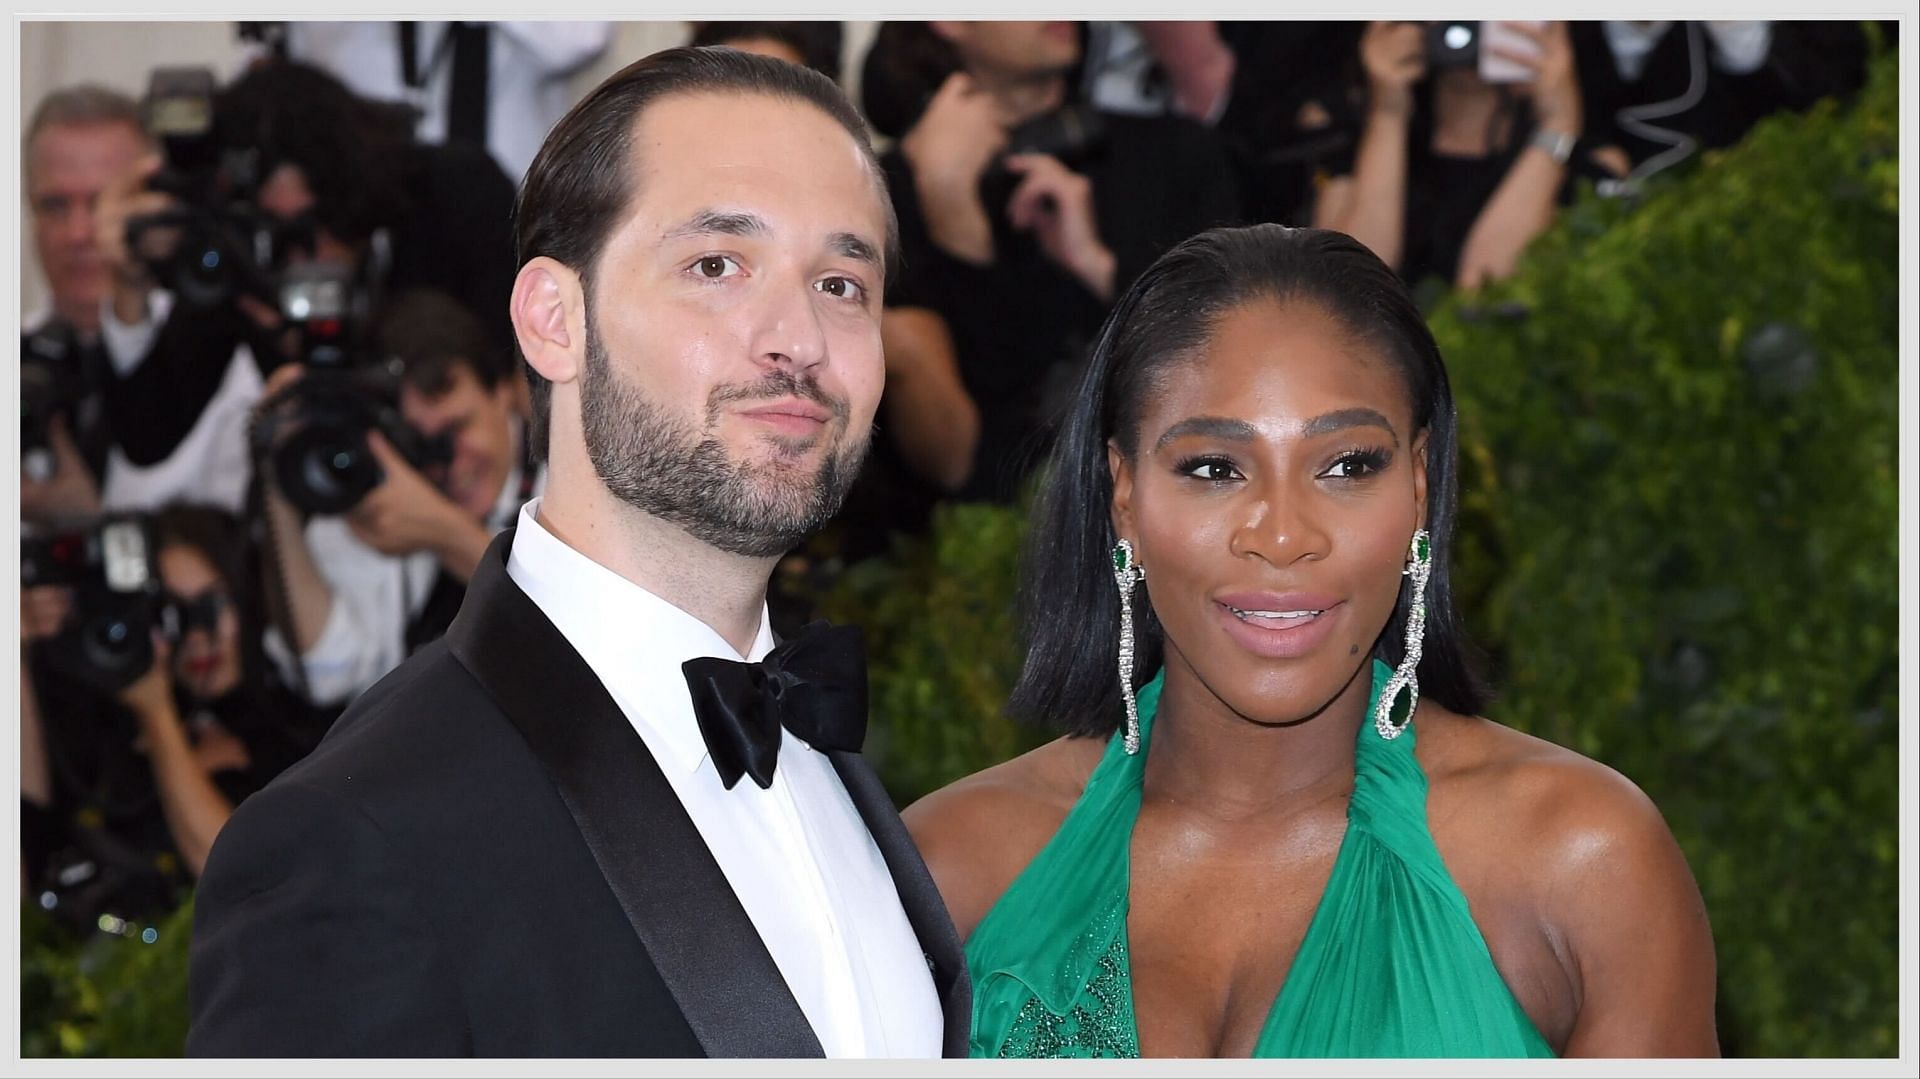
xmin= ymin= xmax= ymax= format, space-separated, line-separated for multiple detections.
xmin=1418 ymin=704 xmax=1672 ymax=849
xmin=1418 ymin=703 xmax=1719 ymax=1053
xmin=903 ymin=734 xmax=1109 ymax=942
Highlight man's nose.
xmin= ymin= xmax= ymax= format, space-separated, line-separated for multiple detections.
xmin=751 ymin=282 xmax=829 ymax=373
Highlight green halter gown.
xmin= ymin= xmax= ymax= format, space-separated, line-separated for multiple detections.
xmin=966 ymin=660 xmax=1557 ymax=1058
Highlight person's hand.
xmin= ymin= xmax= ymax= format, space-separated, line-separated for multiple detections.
xmin=94 ymin=154 xmax=173 ymax=322
xmin=1491 ymin=21 xmax=1582 ymax=135
xmin=20 ymin=586 xmax=73 ymax=645
xmin=899 ymin=73 xmax=1008 ymax=196
xmin=344 ymin=431 xmax=465 ymax=557
xmin=1003 ymin=153 xmax=1116 ymax=303
xmin=21 ymin=415 xmax=102 ymax=524
xmin=258 ymin=361 xmax=307 ymax=408
xmin=117 ymin=632 xmax=176 ymax=720
xmin=1361 ymin=21 xmax=1427 ymax=117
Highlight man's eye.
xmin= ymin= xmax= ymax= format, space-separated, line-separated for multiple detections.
xmin=815 ymin=276 xmax=866 ymax=302
xmin=693 ymin=256 xmax=741 ymax=279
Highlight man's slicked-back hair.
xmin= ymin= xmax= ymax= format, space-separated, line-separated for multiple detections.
xmin=512 ymin=45 xmax=894 ymax=462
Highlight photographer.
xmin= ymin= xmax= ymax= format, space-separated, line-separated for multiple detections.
xmin=90 ymin=60 xmax=516 ymax=516
xmin=860 ymin=21 xmax=1241 ymax=506
xmin=258 ymin=289 xmax=539 ymax=707
xmin=21 ymin=505 xmax=337 ymax=919
xmin=1313 ymin=21 xmax=1624 ymax=292
xmin=21 ymin=85 xmax=155 ymax=526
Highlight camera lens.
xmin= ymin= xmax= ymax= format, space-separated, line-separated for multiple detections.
xmin=274 ymin=421 xmax=382 ymax=516
xmin=172 ymin=223 xmax=237 ymax=310
xmin=77 ymin=606 xmax=155 ymax=693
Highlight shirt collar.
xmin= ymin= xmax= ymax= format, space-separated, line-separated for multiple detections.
xmin=504 ymin=497 xmax=774 ymax=775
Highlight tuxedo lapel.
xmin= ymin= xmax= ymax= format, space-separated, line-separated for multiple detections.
xmin=446 ymin=530 xmax=823 ymax=1058
xmin=827 ymin=752 xmax=973 ymax=1057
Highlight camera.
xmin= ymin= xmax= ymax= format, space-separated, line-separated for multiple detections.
xmin=252 ymin=264 xmax=454 ymax=516
xmin=126 ymin=67 xmax=276 ymax=311
xmin=21 ymin=321 xmax=87 ymax=483
xmin=1427 ymin=21 xmax=1481 ymax=70
xmin=22 ymin=516 xmax=174 ymax=697
xmin=974 ymin=103 xmax=1112 ymax=238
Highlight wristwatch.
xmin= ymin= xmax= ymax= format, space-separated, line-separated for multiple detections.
xmin=1530 ymin=128 xmax=1578 ymax=165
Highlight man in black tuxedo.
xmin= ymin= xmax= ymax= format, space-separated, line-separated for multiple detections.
xmin=188 ymin=46 xmax=968 ymax=1058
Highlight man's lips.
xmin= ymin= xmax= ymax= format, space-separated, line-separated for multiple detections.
xmin=737 ymin=399 xmax=833 ymax=435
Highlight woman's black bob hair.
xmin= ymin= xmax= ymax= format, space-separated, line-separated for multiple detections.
xmin=1005 ymin=224 xmax=1488 ymax=736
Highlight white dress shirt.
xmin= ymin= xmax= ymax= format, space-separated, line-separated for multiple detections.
xmin=273 ymin=21 xmax=614 ymax=184
xmin=504 ymin=498 xmax=944 ymax=1058
xmin=1605 ymin=21 xmax=1774 ymax=81
xmin=264 ymin=449 xmax=538 ymax=705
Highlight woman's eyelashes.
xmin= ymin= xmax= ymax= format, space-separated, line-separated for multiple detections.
xmin=1320 ymin=447 xmax=1392 ymax=480
xmin=1175 ymin=454 xmax=1243 ymax=484
xmin=1170 ymin=446 xmax=1394 ymax=486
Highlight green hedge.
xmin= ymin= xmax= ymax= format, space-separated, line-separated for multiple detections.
xmin=21 ymin=901 xmax=194 ymax=1057
xmin=1426 ymin=50 xmax=1899 ymax=1058
xmin=812 ymin=502 xmax=1049 ymax=806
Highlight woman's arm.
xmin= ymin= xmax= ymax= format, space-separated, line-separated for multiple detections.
xmin=1538 ymin=760 xmax=1720 ymax=1056
xmin=1313 ymin=22 xmax=1425 ymax=270
xmin=1455 ymin=22 xmax=1584 ymax=290
xmin=879 ymin=308 xmax=981 ymax=493
xmin=119 ymin=645 xmax=235 ymax=879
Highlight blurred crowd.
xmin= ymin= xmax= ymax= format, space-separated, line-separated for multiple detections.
xmin=17 ymin=19 xmax=1879 ymax=928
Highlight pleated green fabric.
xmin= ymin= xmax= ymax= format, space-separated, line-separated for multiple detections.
xmin=967 ymin=660 xmax=1556 ymax=1058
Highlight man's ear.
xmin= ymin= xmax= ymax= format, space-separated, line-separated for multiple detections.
xmin=512 ymin=257 xmax=584 ymax=387
xmin=1108 ymin=440 xmax=1136 ymax=545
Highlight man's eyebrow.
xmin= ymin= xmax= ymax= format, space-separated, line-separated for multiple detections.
xmin=829 ymin=231 xmax=881 ymax=267
xmin=660 ymin=209 xmax=767 ymax=242
xmin=660 ymin=212 xmax=880 ymax=269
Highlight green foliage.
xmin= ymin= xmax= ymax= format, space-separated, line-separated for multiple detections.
xmin=1427 ymin=52 xmax=1899 ymax=1057
xmin=21 ymin=901 xmax=195 ymax=1057
xmin=814 ymin=502 xmax=1043 ymax=806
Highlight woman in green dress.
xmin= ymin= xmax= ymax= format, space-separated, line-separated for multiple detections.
xmin=905 ymin=224 xmax=1718 ymax=1058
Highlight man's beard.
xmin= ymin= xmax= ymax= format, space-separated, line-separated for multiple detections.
xmin=578 ymin=308 xmax=869 ymax=558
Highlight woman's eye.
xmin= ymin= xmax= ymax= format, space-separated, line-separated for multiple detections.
xmin=693 ymin=256 xmax=741 ymax=279
xmin=1180 ymin=458 xmax=1241 ymax=482
xmin=1324 ymin=451 xmax=1388 ymax=479
xmin=815 ymin=276 xmax=867 ymax=302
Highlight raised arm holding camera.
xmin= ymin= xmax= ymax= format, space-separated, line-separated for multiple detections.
xmin=88 ymin=60 xmax=516 ymax=517
xmin=861 ymin=21 xmax=1241 ymax=505
xmin=256 ymin=289 xmax=539 ymax=707
xmin=21 ymin=505 xmax=338 ymax=922
xmin=1313 ymin=20 xmax=1621 ymax=293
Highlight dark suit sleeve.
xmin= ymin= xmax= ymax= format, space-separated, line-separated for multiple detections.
xmin=188 ymin=779 xmax=468 ymax=1056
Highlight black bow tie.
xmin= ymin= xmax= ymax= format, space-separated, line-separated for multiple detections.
xmin=682 ymin=622 xmax=869 ymax=791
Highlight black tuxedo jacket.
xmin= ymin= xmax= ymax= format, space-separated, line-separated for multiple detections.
xmin=188 ymin=530 xmax=971 ymax=1057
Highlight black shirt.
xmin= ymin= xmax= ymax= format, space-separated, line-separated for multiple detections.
xmin=880 ymin=111 xmax=1242 ymax=506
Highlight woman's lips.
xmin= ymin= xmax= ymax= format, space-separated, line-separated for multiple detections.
xmin=1212 ymin=600 xmax=1345 ymax=660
